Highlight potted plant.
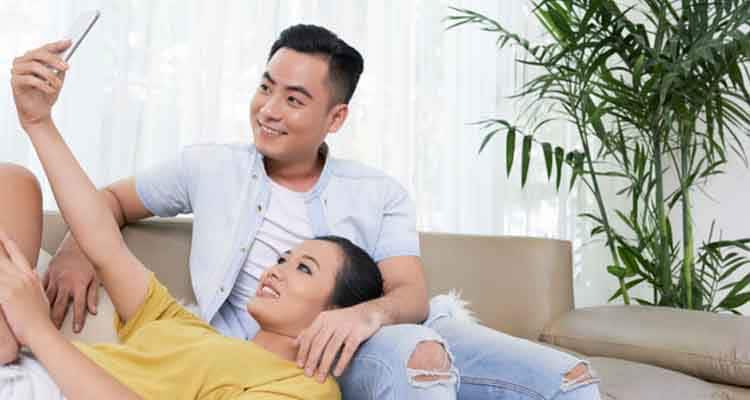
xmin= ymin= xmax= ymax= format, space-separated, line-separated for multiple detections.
xmin=447 ymin=0 xmax=750 ymax=312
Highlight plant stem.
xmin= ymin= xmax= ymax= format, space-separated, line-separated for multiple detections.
xmin=680 ymin=122 xmax=694 ymax=309
xmin=653 ymin=126 xmax=672 ymax=303
xmin=579 ymin=123 xmax=631 ymax=305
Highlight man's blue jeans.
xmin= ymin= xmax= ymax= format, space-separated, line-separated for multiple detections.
xmin=337 ymin=295 xmax=601 ymax=400
xmin=214 ymin=296 xmax=601 ymax=399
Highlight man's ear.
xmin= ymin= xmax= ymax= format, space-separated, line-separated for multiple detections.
xmin=326 ymin=104 xmax=349 ymax=134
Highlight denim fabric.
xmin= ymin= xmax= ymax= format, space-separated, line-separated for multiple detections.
xmin=422 ymin=297 xmax=601 ymax=400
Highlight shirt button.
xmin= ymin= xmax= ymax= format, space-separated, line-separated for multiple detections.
xmin=240 ymin=247 xmax=247 ymax=252
xmin=257 ymin=205 xmax=262 ymax=212
xmin=252 ymin=174 xmax=258 ymax=179
xmin=219 ymin=286 xmax=225 ymax=293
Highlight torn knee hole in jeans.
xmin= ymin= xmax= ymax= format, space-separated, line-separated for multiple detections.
xmin=406 ymin=340 xmax=459 ymax=388
xmin=561 ymin=361 xmax=599 ymax=392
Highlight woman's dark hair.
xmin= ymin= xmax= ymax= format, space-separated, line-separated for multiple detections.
xmin=315 ymin=236 xmax=384 ymax=308
xmin=268 ymin=24 xmax=364 ymax=106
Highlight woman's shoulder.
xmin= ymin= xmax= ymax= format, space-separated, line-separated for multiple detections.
xmin=240 ymin=374 xmax=341 ymax=400
xmin=286 ymin=375 xmax=341 ymax=400
xmin=233 ymin=344 xmax=341 ymax=399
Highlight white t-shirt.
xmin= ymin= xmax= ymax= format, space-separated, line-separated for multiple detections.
xmin=227 ymin=179 xmax=313 ymax=309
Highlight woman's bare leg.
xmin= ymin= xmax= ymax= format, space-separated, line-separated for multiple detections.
xmin=0 ymin=162 xmax=43 ymax=364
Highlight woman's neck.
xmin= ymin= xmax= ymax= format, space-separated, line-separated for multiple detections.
xmin=251 ymin=330 xmax=299 ymax=362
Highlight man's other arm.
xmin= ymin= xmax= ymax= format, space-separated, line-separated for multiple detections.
xmin=44 ymin=178 xmax=152 ymax=330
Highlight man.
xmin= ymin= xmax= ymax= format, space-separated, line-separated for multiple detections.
xmin=23 ymin=25 xmax=600 ymax=399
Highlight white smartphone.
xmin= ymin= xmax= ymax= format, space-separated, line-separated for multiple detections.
xmin=59 ymin=10 xmax=100 ymax=63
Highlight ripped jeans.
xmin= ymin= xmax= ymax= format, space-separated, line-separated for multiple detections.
xmin=336 ymin=295 xmax=601 ymax=400
xmin=213 ymin=296 xmax=601 ymax=400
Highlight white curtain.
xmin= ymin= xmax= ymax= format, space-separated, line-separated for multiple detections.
xmin=0 ymin=0 xmax=616 ymax=308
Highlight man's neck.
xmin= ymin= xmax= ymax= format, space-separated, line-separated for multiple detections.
xmin=251 ymin=329 xmax=298 ymax=362
xmin=264 ymin=151 xmax=325 ymax=192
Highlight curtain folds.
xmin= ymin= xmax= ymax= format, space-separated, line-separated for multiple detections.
xmin=1 ymin=0 xmax=614 ymax=308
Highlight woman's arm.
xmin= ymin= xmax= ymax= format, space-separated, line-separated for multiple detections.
xmin=0 ymin=232 xmax=140 ymax=400
xmin=11 ymin=41 xmax=148 ymax=322
xmin=25 ymin=121 xmax=148 ymax=322
xmin=28 ymin=321 xmax=142 ymax=400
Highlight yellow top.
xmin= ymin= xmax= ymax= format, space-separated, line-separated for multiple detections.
xmin=74 ymin=273 xmax=340 ymax=400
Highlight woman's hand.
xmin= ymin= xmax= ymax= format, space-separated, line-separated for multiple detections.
xmin=10 ymin=40 xmax=71 ymax=131
xmin=0 ymin=230 xmax=53 ymax=346
xmin=295 ymin=305 xmax=382 ymax=382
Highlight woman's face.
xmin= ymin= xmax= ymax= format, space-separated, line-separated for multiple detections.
xmin=247 ymin=239 xmax=343 ymax=337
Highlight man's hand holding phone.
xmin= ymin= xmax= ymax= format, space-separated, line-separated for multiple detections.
xmin=10 ymin=40 xmax=71 ymax=131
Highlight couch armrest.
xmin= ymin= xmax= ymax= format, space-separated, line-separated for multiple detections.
xmin=539 ymin=305 xmax=750 ymax=387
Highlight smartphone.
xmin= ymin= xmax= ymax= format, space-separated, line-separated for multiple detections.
xmin=59 ymin=10 xmax=100 ymax=63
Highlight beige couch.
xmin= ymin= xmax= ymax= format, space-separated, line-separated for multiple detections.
xmin=40 ymin=212 xmax=750 ymax=399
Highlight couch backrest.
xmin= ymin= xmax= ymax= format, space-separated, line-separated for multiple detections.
xmin=420 ymin=233 xmax=573 ymax=340
xmin=42 ymin=212 xmax=573 ymax=341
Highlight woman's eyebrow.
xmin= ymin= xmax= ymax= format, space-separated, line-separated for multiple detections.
xmin=301 ymin=254 xmax=321 ymax=270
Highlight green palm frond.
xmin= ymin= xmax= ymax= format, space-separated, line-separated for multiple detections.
xmin=449 ymin=0 xmax=750 ymax=311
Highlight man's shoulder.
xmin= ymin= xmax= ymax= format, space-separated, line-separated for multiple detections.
xmin=330 ymin=157 xmax=392 ymax=181
xmin=178 ymin=143 xmax=259 ymax=174
xmin=181 ymin=142 xmax=258 ymax=159
xmin=328 ymin=157 xmax=410 ymax=201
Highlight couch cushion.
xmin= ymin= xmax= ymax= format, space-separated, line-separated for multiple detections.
xmin=37 ymin=248 xmax=196 ymax=344
xmin=36 ymin=248 xmax=118 ymax=343
xmin=420 ymin=233 xmax=573 ymax=341
xmin=41 ymin=213 xmax=196 ymax=304
xmin=711 ymin=382 xmax=750 ymax=399
xmin=541 ymin=305 xmax=750 ymax=387
xmin=589 ymin=356 xmax=734 ymax=400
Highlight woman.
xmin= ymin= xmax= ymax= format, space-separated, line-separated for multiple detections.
xmin=0 ymin=171 xmax=383 ymax=400
xmin=1 ymin=44 xmax=383 ymax=400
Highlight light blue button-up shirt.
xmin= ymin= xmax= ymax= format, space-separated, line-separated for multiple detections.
xmin=135 ymin=143 xmax=419 ymax=323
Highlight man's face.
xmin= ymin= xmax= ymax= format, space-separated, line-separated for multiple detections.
xmin=250 ymin=48 xmax=345 ymax=163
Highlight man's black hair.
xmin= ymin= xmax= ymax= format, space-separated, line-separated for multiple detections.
xmin=269 ymin=24 xmax=364 ymax=105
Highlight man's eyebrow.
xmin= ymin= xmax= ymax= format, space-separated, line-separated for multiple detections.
xmin=262 ymin=71 xmax=314 ymax=100
xmin=263 ymin=71 xmax=276 ymax=85
xmin=286 ymin=85 xmax=314 ymax=100
xmin=301 ymin=255 xmax=321 ymax=270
